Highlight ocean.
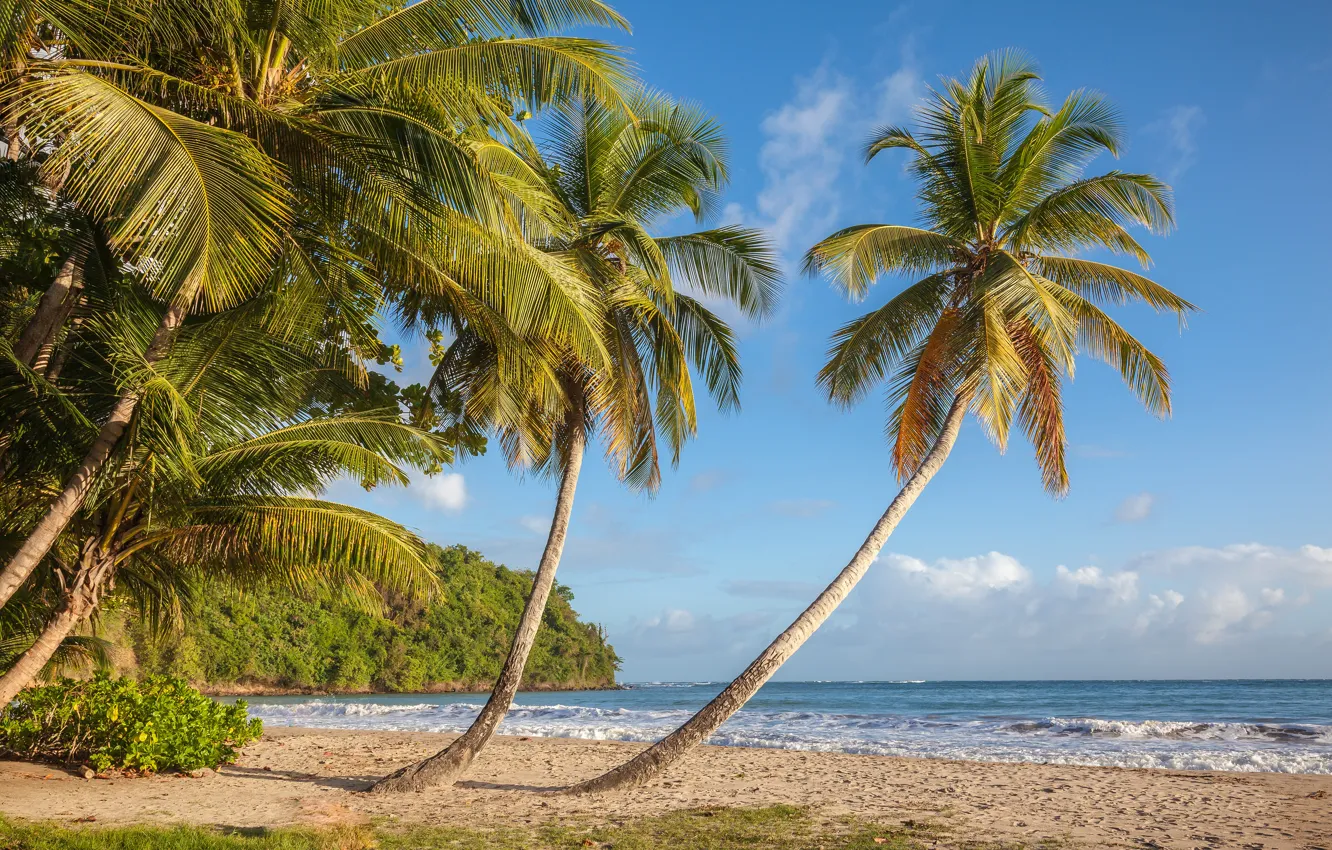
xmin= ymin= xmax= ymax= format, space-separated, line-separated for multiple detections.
xmin=241 ymin=679 xmax=1332 ymax=774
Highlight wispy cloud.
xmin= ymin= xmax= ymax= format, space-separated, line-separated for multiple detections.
xmin=517 ymin=515 xmax=548 ymax=535
xmin=1146 ymin=105 xmax=1204 ymax=183
xmin=689 ymin=469 xmax=729 ymax=493
xmin=725 ymin=50 xmax=924 ymax=267
xmin=747 ymin=65 xmax=855 ymax=255
xmin=723 ymin=579 xmax=823 ymax=599
xmin=1114 ymin=492 xmax=1156 ymax=523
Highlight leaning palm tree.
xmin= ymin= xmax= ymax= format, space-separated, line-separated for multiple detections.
xmin=0 ymin=290 xmax=450 ymax=706
xmin=369 ymin=92 xmax=780 ymax=793
xmin=570 ymin=51 xmax=1196 ymax=794
xmin=0 ymin=0 xmax=633 ymax=609
xmin=0 ymin=583 xmax=112 ymax=682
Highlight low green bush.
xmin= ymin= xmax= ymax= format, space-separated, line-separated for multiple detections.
xmin=0 ymin=675 xmax=262 ymax=773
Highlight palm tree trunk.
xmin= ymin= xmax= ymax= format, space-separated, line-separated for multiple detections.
xmin=566 ymin=394 xmax=969 ymax=795
xmin=30 ymin=276 xmax=83 ymax=376
xmin=0 ymin=540 xmax=115 ymax=708
xmin=369 ymin=428 xmax=586 ymax=794
xmin=0 ymin=302 xmax=186 ymax=610
xmin=41 ymin=313 xmax=84 ymax=383
xmin=4 ymin=125 xmax=20 ymax=161
xmin=12 ymin=252 xmax=81 ymax=367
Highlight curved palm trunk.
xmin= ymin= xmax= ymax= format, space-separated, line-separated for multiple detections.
xmin=369 ymin=429 xmax=586 ymax=794
xmin=0 ymin=540 xmax=115 ymax=708
xmin=0 ymin=302 xmax=185 ymax=610
xmin=566 ymin=394 xmax=969 ymax=795
xmin=12 ymin=252 xmax=81 ymax=367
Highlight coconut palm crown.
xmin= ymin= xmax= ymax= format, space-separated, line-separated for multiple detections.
xmin=806 ymin=50 xmax=1195 ymax=493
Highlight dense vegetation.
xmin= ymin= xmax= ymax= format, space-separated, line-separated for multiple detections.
xmin=0 ymin=676 xmax=261 ymax=772
xmin=119 ymin=545 xmax=619 ymax=694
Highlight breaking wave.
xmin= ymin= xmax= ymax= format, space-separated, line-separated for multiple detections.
xmin=246 ymin=699 xmax=1332 ymax=774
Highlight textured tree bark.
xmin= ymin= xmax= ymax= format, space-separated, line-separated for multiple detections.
xmin=0 ymin=302 xmax=186 ymax=610
xmin=3 ymin=125 xmax=20 ymax=162
xmin=30 ymin=275 xmax=84 ymax=376
xmin=0 ymin=540 xmax=115 ymax=708
xmin=13 ymin=253 xmax=81 ymax=367
xmin=369 ymin=429 xmax=587 ymax=793
xmin=42 ymin=313 xmax=84 ymax=383
xmin=565 ymin=394 xmax=970 ymax=795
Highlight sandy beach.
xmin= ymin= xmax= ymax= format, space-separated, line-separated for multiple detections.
xmin=2 ymin=727 xmax=1329 ymax=849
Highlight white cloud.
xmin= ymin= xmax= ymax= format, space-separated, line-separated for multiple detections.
xmin=1054 ymin=565 xmax=1139 ymax=604
xmin=873 ymin=43 xmax=922 ymax=126
xmin=753 ymin=66 xmax=854 ymax=254
xmin=727 ymin=52 xmax=924 ymax=265
xmin=1114 ymin=492 xmax=1156 ymax=523
xmin=822 ymin=542 xmax=1332 ymax=675
xmin=608 ymin=542 xmax=1332 ymax=680
xmin=884 ymin=552 xmax=1030 ymax=600
xmin=1146 ymin=105 xmax=1204 ymax=183
xmin=412 ymin=472 xmax=466 ymax=512
xmin=1131 ymin=543 xmax=1332 ymax=587
xmin=518 ymin=515 xmax=548 ymax=535
xmin=1133 ymin=589 xmax=1185 ymax=636
xmin=1194 ymin=585 xmax=1270 ymax=644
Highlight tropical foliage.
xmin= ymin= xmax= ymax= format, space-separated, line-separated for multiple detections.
xmin=0 ymin=0 xmax=636 ymax=713
xmin=119 ymin=544 xmax=620 ymax=693
xmin=0 ymin=675 xmax=262 ymax=773
xmin=0 ymin=0 xmax=633 ymax=613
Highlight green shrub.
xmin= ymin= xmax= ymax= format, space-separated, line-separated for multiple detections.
xmin=0 ymin=675 xmax=262 ymax=773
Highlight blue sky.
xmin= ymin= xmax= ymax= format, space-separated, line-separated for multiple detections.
xmin=337 ymin=0 xmax=1332 ymax=681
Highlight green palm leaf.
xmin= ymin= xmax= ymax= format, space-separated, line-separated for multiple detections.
xmin=17 ymin=71 xmax=290 ymax=311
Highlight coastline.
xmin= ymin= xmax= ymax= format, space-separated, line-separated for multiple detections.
xmin=201 ymin=681 xmax=623 ymax=697
xmin=3 ymin=726 xmax=1327 ymax=849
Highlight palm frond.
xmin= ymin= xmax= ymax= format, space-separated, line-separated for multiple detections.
xmin=17 ymin=70 xmax=290 ymax=311
xmin=817 ymin=272 xmax=953 ymax=407
xmin=804 ymin=225 xmax=960 ymax=301
xmin=657 ymin=226 xmax=781 ymax=321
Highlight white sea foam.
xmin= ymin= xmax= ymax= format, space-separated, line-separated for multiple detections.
xmin=245 ymin=699 xmax=1332 ymax=774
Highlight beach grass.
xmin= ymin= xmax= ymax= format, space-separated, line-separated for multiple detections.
xmin=0 ymin=807 xmax=937 ymax=850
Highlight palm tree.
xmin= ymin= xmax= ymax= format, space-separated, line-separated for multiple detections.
xmin=0 ymin=290 xmax=451 ymax=706
xmin=569 ymin=51 xmax=1196 ymax=794
xmin=0 ymin=583 xmax=113 ymax=682
xmin=0 ymin=0 xmax=633 ymax=610
xmin=369 ymin=92 xmax=780 ymax=793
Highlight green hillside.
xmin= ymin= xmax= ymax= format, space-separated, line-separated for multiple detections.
xmin=114 ymin=544 xmax=619 ymax=694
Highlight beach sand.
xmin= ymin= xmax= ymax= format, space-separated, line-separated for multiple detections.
xmin=3 ymin=727 xmax=1329 ymax=849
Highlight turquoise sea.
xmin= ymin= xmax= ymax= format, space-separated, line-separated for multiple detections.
xmin=243 ymin=679 xmax=1332 ymax=774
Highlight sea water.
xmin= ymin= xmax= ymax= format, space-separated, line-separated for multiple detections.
xmin=241 ymin=680 xmax=1332 ymax=774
